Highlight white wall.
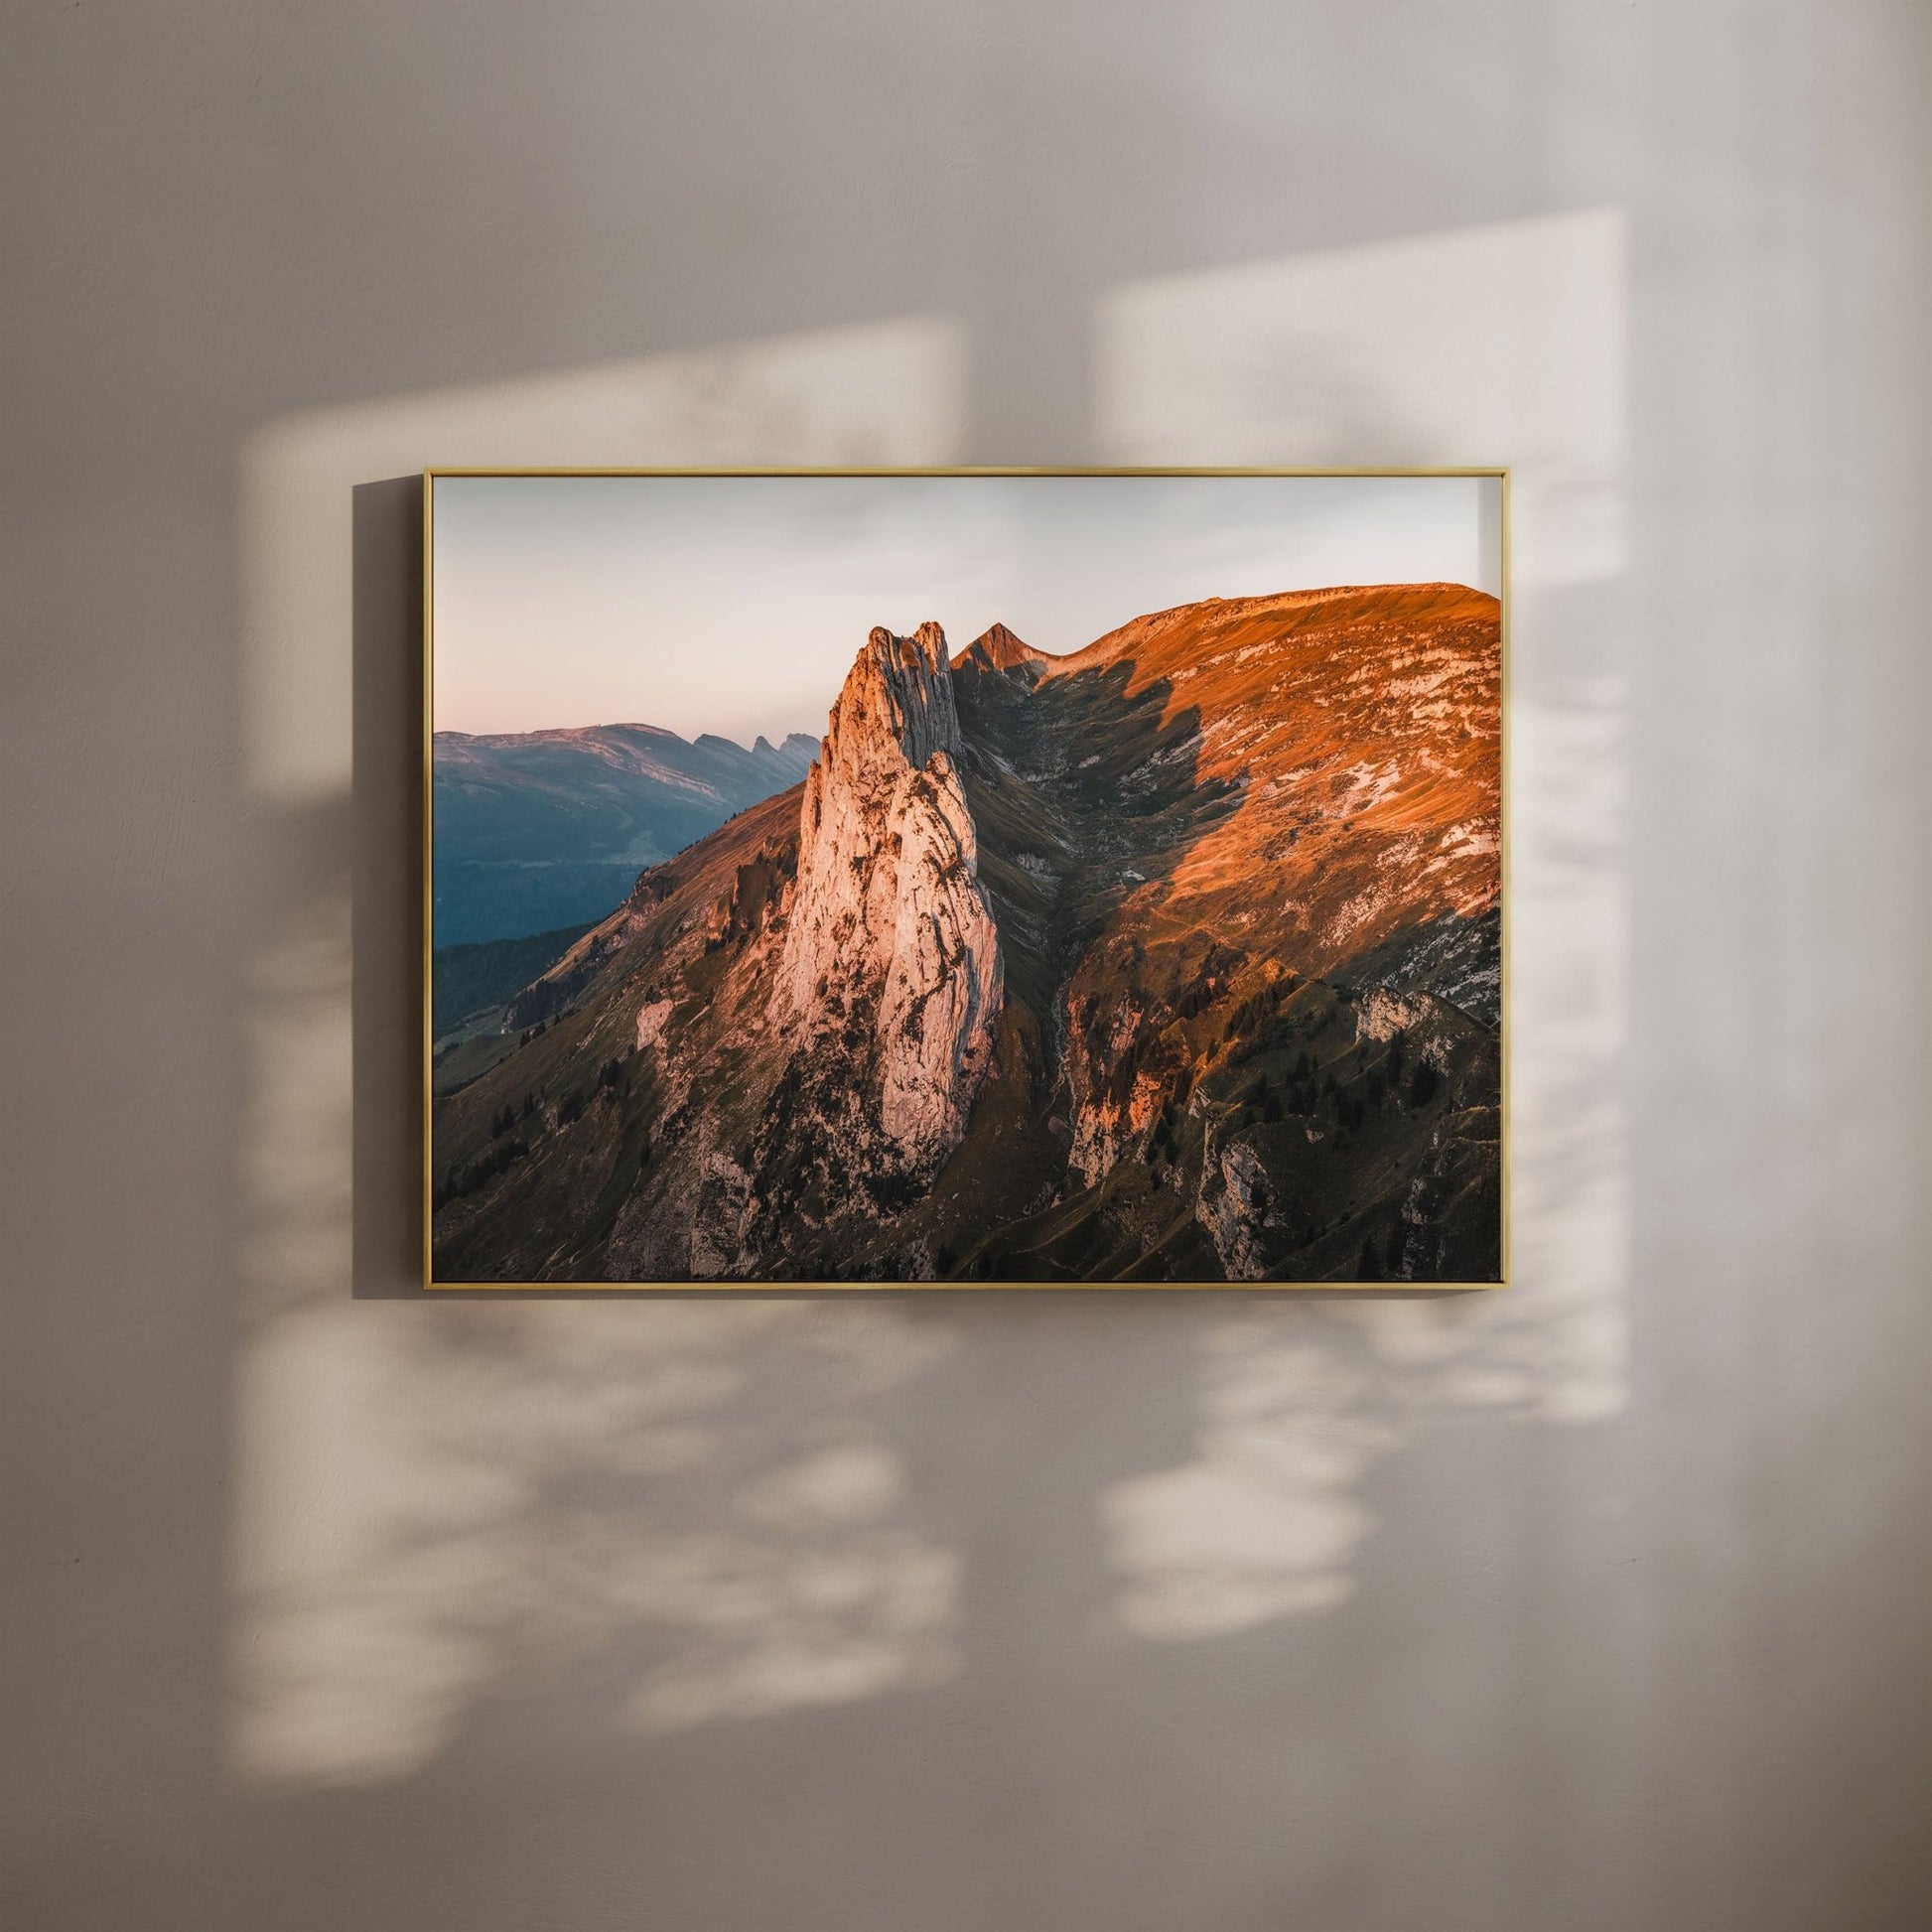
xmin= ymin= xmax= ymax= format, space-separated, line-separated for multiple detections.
xmin=4 ymin=5 xmax=1927 ymax=1929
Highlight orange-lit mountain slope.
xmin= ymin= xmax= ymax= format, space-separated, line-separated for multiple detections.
xmin=1043 ymin=583 xmax=1499 ymax=980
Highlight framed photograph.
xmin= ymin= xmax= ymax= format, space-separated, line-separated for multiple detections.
xmin=425 ymin=469 xmax=1505 ymax=1288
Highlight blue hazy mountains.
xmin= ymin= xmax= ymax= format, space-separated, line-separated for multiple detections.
xmin=433 ymin=724 xmax=817 ymax=945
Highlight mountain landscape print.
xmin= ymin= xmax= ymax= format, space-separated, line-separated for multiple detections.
xmin=428 ymin=472 xmax=1505 ymax=1285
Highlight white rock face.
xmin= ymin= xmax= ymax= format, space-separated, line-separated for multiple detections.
xmin=1354 ymin=985 xmax=1427 ymax=1042
xmin=1195 ymin=1138 xmax=1274 ymax=1281
xmin=780 ymin=622 xmax=1003 ymax=1169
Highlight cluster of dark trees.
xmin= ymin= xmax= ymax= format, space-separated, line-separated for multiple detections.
xmin=434 ymin=1135 xmax=529 ymax=1210
xmin=487 ymin=1095 xmax=537 ymax=1138
xmin=1233 ymin=1034 xmax=1443 ymax=1139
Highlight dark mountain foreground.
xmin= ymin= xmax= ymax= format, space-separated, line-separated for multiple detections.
xmin=432 ymin=590 xmax=1502 ymax=1283
xmin=433 ymin=724 xmax=816 ymax=945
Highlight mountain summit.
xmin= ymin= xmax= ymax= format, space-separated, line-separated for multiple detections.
xmin=432 ymin=585 xmax=1502 ymax=1283
xmin=964 ymin=621 xmax=1046 ymax=673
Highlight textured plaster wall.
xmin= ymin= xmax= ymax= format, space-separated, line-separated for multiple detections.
xmin=4 ymin=4 xmax=1928 ymax=1929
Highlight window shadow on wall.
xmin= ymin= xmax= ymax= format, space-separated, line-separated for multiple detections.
xmin=178 ymin=207 xmax=1649 ymax=1932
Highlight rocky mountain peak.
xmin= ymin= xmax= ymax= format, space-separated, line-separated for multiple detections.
xmin=778 ymin=624 xmax=1003 ymax=1172
xmin=965 ymin=621 xmax=1043 ymax=672
xmin=812 ymin=621 xmax=961 ymax=781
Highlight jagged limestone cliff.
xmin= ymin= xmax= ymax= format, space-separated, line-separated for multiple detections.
xmin=781 ymin=623 xmax=1002 ymax=1167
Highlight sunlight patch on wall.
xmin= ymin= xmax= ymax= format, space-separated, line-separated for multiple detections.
xmin=229 ymin=322 xmax=968 ymax=1786
xmin=1096 ymin=208 xmax=1627 ymax=590
xmin=616 ymin=1441 xmax=963 ymax=1735
xmin=239 ymin=317 xmax=968 ymax=804
xmin=228 ymin=1226 xmax=962 ymax=1781
xmin=1093 ymin=210 xmax=1630 ymax=1643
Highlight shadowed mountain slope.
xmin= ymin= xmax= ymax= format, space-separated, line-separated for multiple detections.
xmin=432 ymin=590 xmax=1501 ymax=1283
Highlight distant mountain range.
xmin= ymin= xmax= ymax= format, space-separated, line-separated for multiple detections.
xmin=431 ymin=592 xmax=1502 ymax=1284
xmin=433 ymin=725 xmax=816 ymax=945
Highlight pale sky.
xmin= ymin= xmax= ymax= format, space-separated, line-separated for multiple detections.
xmin=431 ymin=474 xmax=1499 ymax=745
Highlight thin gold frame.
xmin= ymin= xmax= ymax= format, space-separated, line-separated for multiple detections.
xmin=422 ymin=467 xmax=1510 ymax=1292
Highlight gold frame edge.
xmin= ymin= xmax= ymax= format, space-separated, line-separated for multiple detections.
xmin=420 ymin=466 xmax=1511 ymax=1294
